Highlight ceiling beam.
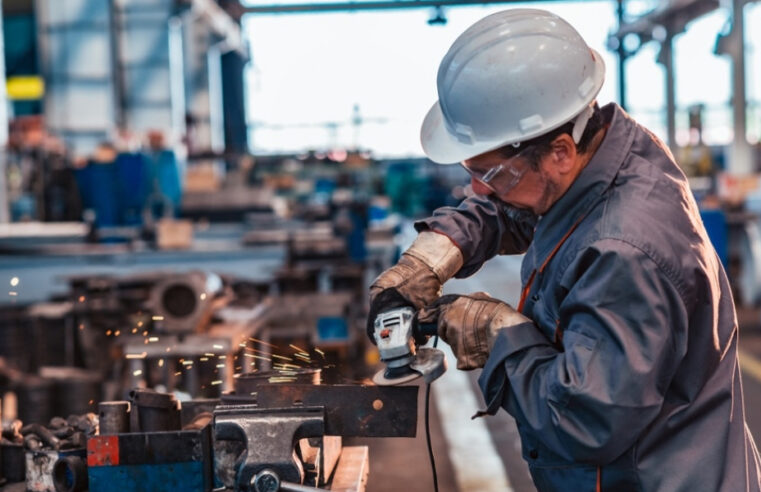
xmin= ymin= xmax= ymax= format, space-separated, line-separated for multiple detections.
xmin=237 ymin=0 xmax=600 ymax=15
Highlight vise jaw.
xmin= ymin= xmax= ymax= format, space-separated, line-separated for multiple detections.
xmin=214 ymin=404 xmax=325 ymax=491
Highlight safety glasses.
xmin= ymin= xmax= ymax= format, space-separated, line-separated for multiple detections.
xmin=460 ymin=144 xmax=534 ymax=195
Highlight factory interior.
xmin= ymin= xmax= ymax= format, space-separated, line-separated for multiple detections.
xmin=2 ymin=0 xmax=761 ymax=491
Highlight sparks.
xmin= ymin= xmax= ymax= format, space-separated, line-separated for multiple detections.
xmin=152 ymin=316 xmax=164 ymax=321
xmin=289 ymin=343 xmax=307 ymax=353
xmin=125 ymin=352 xmax=147 ymax=359
xmin=213 ymin=344 xmax=224 ymax=350
xmin=293 ymin=353 xmax=312 ymax=363
xmin=315 ymin=348 xmax=325 ymax=358
xmin=133 ymin=370 xmax=143 ymax=376
xmin=211 ymin=380 xmax=222 ymax=385
xmin=148 ymin=337 xmax=159 ymax=342
xmin=158 ymin=359 xmax=164 ymax=367
xmin=249 ymin=337 xmax=279 ymax=349
xmin=10 ymin=277 xmax=19 ymax=287
xmin=272 ymin=354 xmax=293 ymax=362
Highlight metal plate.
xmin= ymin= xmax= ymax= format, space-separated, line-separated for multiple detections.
xmin=221 ymin=384 xmax=418 ymax=437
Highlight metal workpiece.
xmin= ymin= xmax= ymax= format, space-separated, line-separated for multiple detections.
xmin=234 ymin=368 xmax=322 ymax=387
xmin=222 ymin=384 xmax=418 ymax=437
xmin=97 ymin=401 xmax=130 ymax=435
xmin=214 ymin=405 xmax=326 ymax=489
xmin=128 ymin=389 xmax=181 ymax=432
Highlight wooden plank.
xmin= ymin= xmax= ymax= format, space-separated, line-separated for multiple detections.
xmin=329 ymin=446 xmax=369 ymax=492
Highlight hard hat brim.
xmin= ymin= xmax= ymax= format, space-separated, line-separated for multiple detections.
xmin=420 ymin=101 xmax=503 ymax=165
xmin=421 ymin=48 xmax=606 ymax=165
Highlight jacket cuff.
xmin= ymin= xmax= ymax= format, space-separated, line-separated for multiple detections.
xmin=477 ymin=322 xmax=549 ymax=415
xmin=414 ymin=220 xmax=478 ymax=277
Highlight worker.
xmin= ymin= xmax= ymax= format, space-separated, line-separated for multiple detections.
xmin=368 ymin=9 xmax=761 ymax=490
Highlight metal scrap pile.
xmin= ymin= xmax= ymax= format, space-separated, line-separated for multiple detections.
xmin=16 ymin=414 xmax=98 ymax=452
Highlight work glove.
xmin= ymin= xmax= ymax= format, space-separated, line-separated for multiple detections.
xmin=418 ymin=292 xmax=529 ymax=370
xmin=367 ymin=231 xmax=463 ymax=342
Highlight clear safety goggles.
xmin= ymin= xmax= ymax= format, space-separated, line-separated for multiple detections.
xmin=460 ymin=144 xmax=534 ymax=195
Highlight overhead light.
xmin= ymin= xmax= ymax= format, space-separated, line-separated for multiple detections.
xmin=428 ymin=6 xmax=447 ymax=26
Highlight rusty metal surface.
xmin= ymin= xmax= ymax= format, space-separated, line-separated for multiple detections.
xmin=222 ymin=384 xmax=418 ymax=437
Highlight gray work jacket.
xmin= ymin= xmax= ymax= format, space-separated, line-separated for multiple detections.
xmin=416 ymin=104 xmax=761 ymax=491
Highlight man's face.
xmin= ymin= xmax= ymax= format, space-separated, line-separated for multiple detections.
xmin=465 ymin=148 xmax=560 ymax=215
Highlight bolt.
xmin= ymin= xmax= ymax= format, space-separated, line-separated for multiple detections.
xmin=252 ymin=469 xmax=280 ymax=492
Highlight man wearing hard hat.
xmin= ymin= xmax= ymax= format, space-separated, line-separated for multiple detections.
xmin=368 ymin=8 xmax=761 ymax=491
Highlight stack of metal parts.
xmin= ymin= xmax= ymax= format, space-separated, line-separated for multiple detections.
xmin=1 ymin=412 xmax=97 ymax=492
xmin=87 ymin=389 xmax=215 ymax=492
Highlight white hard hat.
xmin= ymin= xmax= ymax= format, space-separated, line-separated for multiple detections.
xmin=421 ymin=9 xmax=606 ymax=164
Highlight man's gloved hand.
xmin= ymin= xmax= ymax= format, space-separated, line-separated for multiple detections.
xmin=418 ymin=292 xmax=530 ymax=370
xmin=367 ymin=231 xmax=463 ymax=342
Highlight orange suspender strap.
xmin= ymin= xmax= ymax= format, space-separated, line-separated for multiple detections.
xmin=597 ymin=466 xmax=602 ymax=492
xmin=517 ymin=212 xmax=589 ymax=347
xmin=517 ymin=213 xmax=587 ymax=313
xmin=515 ymin=212 xmax=599 ymax=490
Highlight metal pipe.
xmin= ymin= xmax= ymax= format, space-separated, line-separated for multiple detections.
xmin=659 ymin=31 xmax=677 ymax=151
xmin=616 ymin=0 xmax=627 ymax=111
xmin=729 ymin=0 xmax=752 ymax=174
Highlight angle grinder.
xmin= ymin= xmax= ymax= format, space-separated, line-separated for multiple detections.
xmin=371 ymin=306 xmax=447 ymax=386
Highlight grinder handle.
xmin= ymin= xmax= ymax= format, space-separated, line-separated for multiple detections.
xmin=416 ymin=321 xmax=439 ymax=337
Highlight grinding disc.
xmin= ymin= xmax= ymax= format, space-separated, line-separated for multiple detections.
xmin=372 ymin=368 xmax=422 ymax=386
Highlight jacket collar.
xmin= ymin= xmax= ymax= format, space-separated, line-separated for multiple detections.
xmin=530 ymin=103 xmax=637 ymax=268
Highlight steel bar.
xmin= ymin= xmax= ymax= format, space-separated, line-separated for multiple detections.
xmin=222 ymin=384 xmax=418 ymax=437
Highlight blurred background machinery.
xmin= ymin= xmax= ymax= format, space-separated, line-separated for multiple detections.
xmin=3 ymin=1 xmax=761 ymax=491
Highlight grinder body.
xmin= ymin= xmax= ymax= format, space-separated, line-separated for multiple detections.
xmin=372 ymin=306 xmax=446 ymax=386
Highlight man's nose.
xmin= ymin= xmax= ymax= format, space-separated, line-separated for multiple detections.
xmin=471 ymin=177 xmax=493 ymax=196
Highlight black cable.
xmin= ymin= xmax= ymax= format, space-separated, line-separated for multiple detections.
xmin=425 ymin=335 xmax=440 ymax=492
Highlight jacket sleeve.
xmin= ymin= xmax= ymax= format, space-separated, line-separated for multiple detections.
xmin=414 ymin=194 xmax=536 ymax=278
xmin=478 ymin=238 xmax=688 ymax=464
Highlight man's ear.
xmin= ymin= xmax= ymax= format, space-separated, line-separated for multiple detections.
xmin=550 ymin=134 xmax=577 ymax=173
